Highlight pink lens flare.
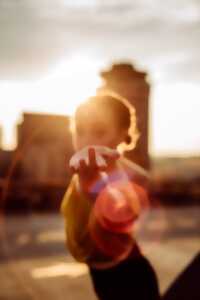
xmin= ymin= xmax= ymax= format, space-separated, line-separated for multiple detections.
xmin=93 ymin=181 xmax=148 ymax=234
xmin=87 ymin=180 xmax=149 ymax=265
xmin=88 ymin=211 xmax=134 ymax=261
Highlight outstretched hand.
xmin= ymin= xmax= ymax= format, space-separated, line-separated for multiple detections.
xmin=69 ymin=146 xmax=120 ymax=194
xmin=70 ymin=146 xmax=119 ymax=174
xmin=78 ymin=147 xmax=101 ymax=176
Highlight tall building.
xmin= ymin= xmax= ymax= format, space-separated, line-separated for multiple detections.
xmin=99 ymin=63 xmax=150 ymax=169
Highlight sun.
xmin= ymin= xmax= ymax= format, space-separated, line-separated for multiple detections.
xmin=0 ymin=54 xmax=102 ymax=150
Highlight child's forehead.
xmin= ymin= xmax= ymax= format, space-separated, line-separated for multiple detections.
xmin=76 ymin=105 xmax=115 ymax=124
xmin=76 ymin=115 xmax=109 ymax=129
xmin=77 ymin=103 xmax=108 ymax=116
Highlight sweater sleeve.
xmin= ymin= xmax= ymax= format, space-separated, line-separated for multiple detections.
xmin=60 ymin=175 xmax=76 ymax=217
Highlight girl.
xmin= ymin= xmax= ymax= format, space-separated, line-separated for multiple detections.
xmin=61 ymin=93 xmax=160 ymax=300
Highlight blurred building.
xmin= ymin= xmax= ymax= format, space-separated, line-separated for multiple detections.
xmin=17 ymin=113 xmax=73 ymax=183
xmin=150 ymin=156 xmax=200 ymax=205
xmin=0 ymin=113 xmax=73 ymax=213
xmin=0 ymin=149 xmax=13 ymax=178
xmin=99 ymin=63 xmax=150 ymax=169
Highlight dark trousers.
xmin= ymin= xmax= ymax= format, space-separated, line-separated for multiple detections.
xmin=89 ymin=255 xmax=160 ymax=300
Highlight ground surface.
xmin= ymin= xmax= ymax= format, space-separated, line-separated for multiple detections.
xmin=0 ymin=206 xmax=199 ymax=300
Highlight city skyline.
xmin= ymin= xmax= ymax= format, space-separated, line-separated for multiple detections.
xmin=1 ymin=77 xmax=200 ymax=158
xmin=1 ymin=1 xmax=200 ymax=156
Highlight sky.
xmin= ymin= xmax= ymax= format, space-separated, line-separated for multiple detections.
xmin=0 ymin=0 xmax=200 ymax=156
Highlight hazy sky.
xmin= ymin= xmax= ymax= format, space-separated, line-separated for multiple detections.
xmin=0 ymin=0 xmax=200 ymax=156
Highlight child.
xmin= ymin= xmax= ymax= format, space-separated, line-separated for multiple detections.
xmin=61 ymin=94 xmax=160 ymax=300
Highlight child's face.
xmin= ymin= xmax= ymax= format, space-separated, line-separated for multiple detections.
xmin=73 ymin=107 xmax=126 ymax=151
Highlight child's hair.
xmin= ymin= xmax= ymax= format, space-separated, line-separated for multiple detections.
xmin=72 ymin=92 xmax=139 ymax=152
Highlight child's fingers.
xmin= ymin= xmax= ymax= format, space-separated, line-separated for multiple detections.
xmin=79 ymin=159 xmax=87 ymax=175
xmin=88 ymin=147 xmax=97 ymax=168
xmin=70 ymin=166 xmax=76 ymax=174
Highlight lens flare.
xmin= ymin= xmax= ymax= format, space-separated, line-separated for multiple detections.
xmin=87 ymin=179 xmax=149 ymax=266
xmin=93 ymin=181 xmax=142 ymax=233
xmin=89 ymin=209 xmax=134 ymax=262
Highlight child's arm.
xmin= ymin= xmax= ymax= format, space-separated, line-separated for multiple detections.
xmin=60 ymin=175 xmax=76 ymax=216
xmin=66 ymin=147 xmax=146 ymax=264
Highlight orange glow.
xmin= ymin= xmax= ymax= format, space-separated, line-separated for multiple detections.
xmin=0 ymin=54 xmax=102 ymax=149
xmin=0 ymin=59 xmax=200 ymax=156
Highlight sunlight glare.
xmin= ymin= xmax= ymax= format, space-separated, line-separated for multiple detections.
xmin=37 ymin=230 xmax=65 ymax=243
xmin=31 ymin=262 xmax=88 ymax=279
xmin=0 ymin=54 xmax=102 ymax=149
xmin=150 ymin=82 xmax=200 ymax=157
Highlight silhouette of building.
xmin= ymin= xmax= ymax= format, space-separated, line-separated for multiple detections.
xmin=17 ymin=112 xmax=73 ymax=184
xmin=99 ymin=63 xmax=150 ymax=169
xmin=0 ymin=112 xmax=73 ymax=212
xmin=0 ymin=149 xmax=13 ymax=178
